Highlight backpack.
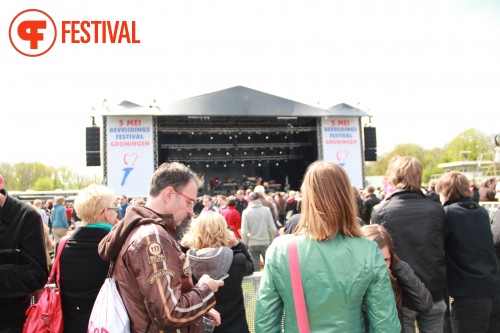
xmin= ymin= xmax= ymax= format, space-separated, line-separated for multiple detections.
xmin=23 ymin=237 xmax=68 ymax=333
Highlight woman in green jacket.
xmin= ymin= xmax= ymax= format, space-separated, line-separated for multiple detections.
xmin=255 ymin=161 xmax=400 ymax=333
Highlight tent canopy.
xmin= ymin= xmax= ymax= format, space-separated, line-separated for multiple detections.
xmin=102 ymin=86 xmax=369 ymax=117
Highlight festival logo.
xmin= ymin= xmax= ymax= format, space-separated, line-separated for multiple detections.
xmin=336 ymin=150 xmax=349 ymax=167
xmin=121 ymin=152 xmax=139 ymax=186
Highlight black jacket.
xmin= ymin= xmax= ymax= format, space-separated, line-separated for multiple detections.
xmin=235 ymin=199 xmax=247 ymax=216
xmin=371 ymin=189 xmax=446 ymax=302
xmin=59 ymin=226 xmax=111 ymax=333
xmin=0 ymin=190 xmax=49 ymax=329
xmin=362 ymin=194 xmax=380 ymax=224
xmin=189 ymin=241 xmax=254 ymax=333
xmin=444 ymin=198 xmax=500 ymax=298
xmin=492 ymin=209 xmax=500 ymax=259
xmin=363 ymin=255 xmax=433 ymax=333
xmin=391 ymin=255 xmax=433 ymax=315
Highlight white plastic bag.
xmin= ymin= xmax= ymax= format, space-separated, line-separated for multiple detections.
xmin=88 ymin=278 xmax=131 ymax=333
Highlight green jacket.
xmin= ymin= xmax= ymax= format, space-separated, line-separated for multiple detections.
xmin=255 ymin=234 xmax=401 ymax=333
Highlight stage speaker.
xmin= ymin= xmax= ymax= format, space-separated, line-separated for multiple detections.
xmin=86 ymin=127 xmax=101 ymax=166
xmin=364 ymin=127 xmax=377 ymax=149
xmin=364 ymin=127 xmax=377 ymax=161
xmin=364 ymin=148 xmax=377 ymax=162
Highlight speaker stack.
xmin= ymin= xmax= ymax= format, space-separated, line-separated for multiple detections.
xmin=363 ymin=127 xmax=377 ymax=162
xmin=86 ymin=127 xmax=101 ymax=166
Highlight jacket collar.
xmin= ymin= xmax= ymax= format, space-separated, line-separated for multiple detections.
xmin=98 ymin=205 xmax=175 ymax=261
xmin=386 ymin=188 xmax=426 ymax=200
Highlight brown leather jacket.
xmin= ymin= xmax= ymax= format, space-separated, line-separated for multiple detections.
xmin=99 ymin=206 xmax=215 ymax=333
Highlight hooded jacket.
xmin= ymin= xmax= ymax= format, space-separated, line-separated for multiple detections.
xmin=443 ymin=198 xmax=500 ymax=298
xmin=188 ymin=243 xmax=253 ymax=333
xmin=241 ymin=200 xmax=276 ymax=246
xmin=98 ymin=205 xmax=216 ymax=333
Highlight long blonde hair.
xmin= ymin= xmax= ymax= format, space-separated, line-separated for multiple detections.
xmin=295 ymin=161 xmax=362 ymax=241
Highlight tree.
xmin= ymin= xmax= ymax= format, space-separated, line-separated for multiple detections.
xmin=0 ymin=162 xmax=17 ymax=189
xmin=33 ymin=177 xmax=55 ymax=191
xmin=441 ymin=128 xmax=495 ymax=163
xmin=365 ymin=143 xmax=426 ymax=177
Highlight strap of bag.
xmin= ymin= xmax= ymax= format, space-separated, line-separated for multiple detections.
xmin=288 ymin=235 xmax=310 ymax=333
xmin=49 ymin=237 xmax=69 ymax=286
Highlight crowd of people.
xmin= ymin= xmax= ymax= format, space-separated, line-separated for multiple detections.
xmin=1 ymin=157 xmax=500 ymax=333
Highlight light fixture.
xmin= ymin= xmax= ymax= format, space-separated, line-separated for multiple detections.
xmin=261 ymin=151 xmax=264 ymax=155
xmin=248 ymin=136 xmax=251 ymax=140
xmin=208 ymin=152 xmax=211 ymax=156
xmin=206 ymin=164 xmax=209 ymax=168
xmin=266 ymin=136 xmax=269 ymax=140
xmin=244 ymin=152 xmax=247 ymax=155
xmin=276 ymin=163 xmax=279 ymax=166
xmin=210 ymin=136 xmax=213 ymax=140
xmin=279 ymin=151 xmax=282 ymax=154
xmin=226 ymin=152 xmax=230 ymax=155
xmin=229 ymin=136 xmax=232 ymax=140
xmin=258 ymin=163 xmax=261 ymax=167
xmin=241 ymin=164 xmax=244 ymax=167
xmin=224 ymin=164 xmax=227 ymax=167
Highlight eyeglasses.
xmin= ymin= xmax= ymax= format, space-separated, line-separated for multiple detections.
xmin=173 ymin=188 xmax=195 ymax=207
xmin=102 ymin=207 xmax=119 ymax=213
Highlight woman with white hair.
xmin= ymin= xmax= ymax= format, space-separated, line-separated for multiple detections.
xmin=58 ymin=184 xmax=119 ymax=333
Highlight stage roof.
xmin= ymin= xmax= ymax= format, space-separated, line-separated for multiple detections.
xmin=102 ymin=86 xmax=370 ymax=117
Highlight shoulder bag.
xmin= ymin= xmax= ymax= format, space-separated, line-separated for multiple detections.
xmin=288 ymin=235 xmax=310 ymax=333
xmin=23 ymin=237 xmax=68 ymax=333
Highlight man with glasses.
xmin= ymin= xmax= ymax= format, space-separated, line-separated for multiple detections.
xmin=99 ymin=162 xmax=223 ymax=332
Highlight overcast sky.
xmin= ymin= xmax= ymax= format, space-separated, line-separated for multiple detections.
xmin=1 ymin=0 xmax=499 ymax=177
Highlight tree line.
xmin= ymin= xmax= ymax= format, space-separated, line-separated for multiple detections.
xmin=0 ymin=162 xmax=102 ymax=191
xmin=1 ymin=128 xmax=496 ymax=191
xmin=366 ymin=128 xmax=497 ymax=183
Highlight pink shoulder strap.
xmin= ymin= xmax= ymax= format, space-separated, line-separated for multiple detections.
xmin=49 ymin=237 xmax=69 ymax=286
xmin=288 ymin=235 xmax=310 ymax=333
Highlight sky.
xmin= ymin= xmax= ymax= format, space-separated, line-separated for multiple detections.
xmin=1 ymin=0 xmax=500 ymax=177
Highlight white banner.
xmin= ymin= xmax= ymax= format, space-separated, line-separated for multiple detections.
xmin=106 ymin=116 xmax=154 ymax=198
xmin=321 ymin=117 xmax=363 ymax=188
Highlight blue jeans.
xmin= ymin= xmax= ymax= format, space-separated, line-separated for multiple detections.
xmin=403 ymin=300 xmax=447 ymax=333
xmin=450 ymin=296 xmax=500 ymax=333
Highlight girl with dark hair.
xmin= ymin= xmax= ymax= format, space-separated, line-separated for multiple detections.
xmin=362 ymin=224 xmax=433 ymax=332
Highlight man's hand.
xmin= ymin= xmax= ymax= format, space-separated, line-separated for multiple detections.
xmin=206 ymin=308 xmax=221 ymax=326
xmin=198 ymin=274 xmax=224 ymax=292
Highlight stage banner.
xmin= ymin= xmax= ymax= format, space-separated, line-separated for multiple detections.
xmin=321 ymin=116 xmax=363 ymax=188
xmin=106 ymin=116 xmax=154 ymax=198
